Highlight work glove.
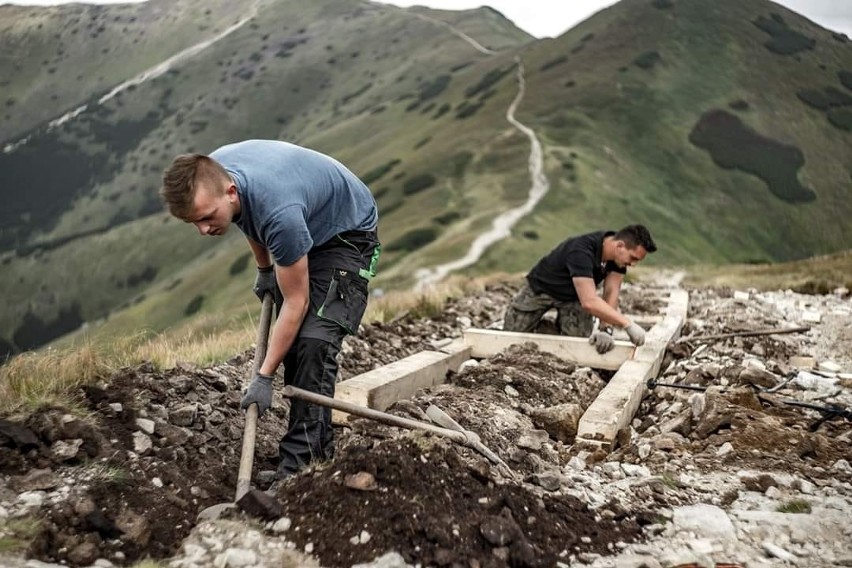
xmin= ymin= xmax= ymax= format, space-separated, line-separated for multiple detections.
xmin=623 ymin=322 xmax=646 ymax=347
xmin=589 ymin=330 xmax=615 ymax=354
xmin=253 ymin=266 xmax=282 ymax=310
xmin=241 ymin=372 xmax=274 ymax=416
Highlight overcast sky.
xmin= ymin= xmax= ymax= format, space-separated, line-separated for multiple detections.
xmin=3 ymin=0 xmax=851 ymax=38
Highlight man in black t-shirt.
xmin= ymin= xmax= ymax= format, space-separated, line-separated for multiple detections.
xmin=503 ymin=225 xmax=657 ymax=354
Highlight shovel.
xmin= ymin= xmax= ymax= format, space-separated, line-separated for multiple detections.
xmin=280 ymin=386 xmax=515 ymax=479
xmin=198 ymin=293 xmax=274 ymax=522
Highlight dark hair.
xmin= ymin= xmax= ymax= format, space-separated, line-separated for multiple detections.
xmin=615 ymin=224 xmax=657 ymax=253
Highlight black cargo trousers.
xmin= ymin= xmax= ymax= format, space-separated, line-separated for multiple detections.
xmin=276 ymin=229 xmax=380 ymax=478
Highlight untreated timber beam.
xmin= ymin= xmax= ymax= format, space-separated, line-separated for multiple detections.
xmin=577 ymin=290 xmax=689 ymax=449
xmin=333 ymin=339 xmax=471 ymax=423
xmin=463 ymin=328 xmax=633 ymax=370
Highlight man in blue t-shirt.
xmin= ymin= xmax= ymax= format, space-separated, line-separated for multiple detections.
xmin=160 ymin=140 xmax=380 ymax=487
xmin=503 ymin=225 xmax=656 ymax=354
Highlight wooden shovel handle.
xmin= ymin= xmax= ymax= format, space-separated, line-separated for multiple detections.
xmin=235 ymin=294 xmax=274 ymax=502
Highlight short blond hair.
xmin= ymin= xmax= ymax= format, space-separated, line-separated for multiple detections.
xmin=160 ymin=154 xmax=231 ymax=219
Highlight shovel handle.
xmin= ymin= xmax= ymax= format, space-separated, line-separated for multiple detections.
xmin=235 ymin=294 xmax=274 ymax=502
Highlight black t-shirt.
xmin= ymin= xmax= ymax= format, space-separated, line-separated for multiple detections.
xmin=526 ymin=230 xmax=627 ymax=302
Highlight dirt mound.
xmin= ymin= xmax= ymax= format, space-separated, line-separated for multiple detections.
xmin=273 ymin=437 xmax=641 ymax=568
xmin=2 ymin=280 xmax=850 ymax=567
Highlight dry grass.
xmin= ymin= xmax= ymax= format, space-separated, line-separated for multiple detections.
xmin=0 ymin=316 xmax=254 ymax=417
xmin=683 ymin=250 xmax=852 ymax=292
xmin=0 ymin=517 xmax=41 ymax=554
xmin=365 ymin=272 xmax=516 ymax=324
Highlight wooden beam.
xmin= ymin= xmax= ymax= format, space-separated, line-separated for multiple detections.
xmin=333 ymin=344 xmax=472 ymax=423
xmin=463 ymin=328 xmax=633 ymax=370
xmin=577 ymin=293 xmax=688 ymax=449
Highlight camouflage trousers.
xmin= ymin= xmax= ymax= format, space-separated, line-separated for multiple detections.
xmin=503 ymin=283 xmax=593 ymax=337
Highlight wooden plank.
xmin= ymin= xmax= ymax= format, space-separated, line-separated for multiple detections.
xmin=577 ymin=292 xmax=688 ymax=449
xmin=333 ymin=346 xmax=472 ymax=423
xmin=463 ymin=328 xmax=633 ymax=370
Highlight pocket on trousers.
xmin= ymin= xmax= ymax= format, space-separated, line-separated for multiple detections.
xmin=317 ymin=268 xmax=368 ymax=334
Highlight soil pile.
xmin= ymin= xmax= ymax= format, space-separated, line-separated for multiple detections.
xmin=1 ymin=280 xmax=850 ymax=568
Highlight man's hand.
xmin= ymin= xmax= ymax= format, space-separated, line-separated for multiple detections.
xmin=623 ymin=322 xmax=646 ymax=347
xmin=241 ymin=373 xmax=274 ymax=416
xmin=589 ymin=331 xmax=615 ymax=354
xmin=253 ymin=266 xmax=283 ymax=308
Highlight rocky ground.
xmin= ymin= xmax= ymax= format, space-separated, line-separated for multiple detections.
xmin=1 ymin=279 xmax=850 ymax=568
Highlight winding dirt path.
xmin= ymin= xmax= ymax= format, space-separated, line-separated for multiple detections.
xmin=415 ymin=55 xmax=549 ymax=289
xmin=4 ymin=3 xmax=259 ymax=153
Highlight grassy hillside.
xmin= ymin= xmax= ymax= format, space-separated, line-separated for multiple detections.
xmin=2 ymin=0 xmax=852 ymax=359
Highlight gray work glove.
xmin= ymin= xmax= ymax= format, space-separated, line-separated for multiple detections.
xmin=623 ymin=322 xmax=646 ymax=347
xmin=241 ymin=372 xmax=274 ymax=416
xmin=589 ymin=330 xmax=615 ymax=354
xmin=253 ymin=266 xmax=282 ymax=310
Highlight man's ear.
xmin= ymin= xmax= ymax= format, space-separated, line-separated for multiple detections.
xmin=226 ymin=184 xmax=238 ymax=200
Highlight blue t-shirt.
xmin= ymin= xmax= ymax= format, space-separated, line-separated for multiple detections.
xmin=210 ymin=140 xmax=378 ymax=266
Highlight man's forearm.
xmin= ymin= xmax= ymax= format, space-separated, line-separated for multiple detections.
xmin=583 ymin=296 xmax=630 ymax=328
xmin=259 ymin=300 xmax=308 ymax=375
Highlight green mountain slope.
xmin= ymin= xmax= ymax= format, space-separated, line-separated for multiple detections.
xmin=2 ymin=0 xmax=851 ymax=359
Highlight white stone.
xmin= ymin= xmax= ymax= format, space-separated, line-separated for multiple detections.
xmin=135 ymin=418 xmax=156 ymax=434
xmin=801 ymin=310 xmax=821 ymax=323
xmin=18 ymin=491 xmax=46 ymax=508
xmin=133 ymin=431 xmax=153 ymax=455
xmin=213 ymin=548 xmax=256 ymax=568
xmin=765 ymin=486 xmax=782 ymax=499
xmin=672 ymin=504 xmax=736 ymax=540
xmin=271 ymin=517 xmax=292 ymax=533
xmin=733 ymin=291 xmax=750 ymax=302
xmin=51 ymin=439 xmax=83 ymax=461
xmin=504 ymin=385 xmax=519 ymax=397
xmin=798 ymin=479 xmax=815 ymax=494
xmin=350 ymin=535 xmax=360 ymax=545
xmin=305 ymin=542 xmax=314 ymax=554
xmin=458 ymin=359 xmax=479 ymax=373
xmin=93 ymin=560 xmax=114 ymax=567
xmin=351 ymin=552 xmax=410 ymax=568
xmin=621 ymin=464 xmax=650 ymax=477
xmin=717 ymin=442 xmax=734 ymax=457
xmin=152 ymin=477 xmax=163 ymax=488
xmin=817 ymin=361 xmax=841 ymax=373
xmin=0 ymin=505 xmax=9 ymax=520
xmin=108 ymin=403 xmax=123 ymax=413
xmin=831 ymin=459 xmax=852 ymax=473
xmin=744 ymin=358 xmax=766 ymax=371
xmin=638 ymin=444 xmax=651 ymax=460
xmin=762 ymin=542 xmax=796 ymax=562
xmin=359 ymin=530 xmax=371 ymax=544
xmin=567 ymin=456 xmax=586 ymax=470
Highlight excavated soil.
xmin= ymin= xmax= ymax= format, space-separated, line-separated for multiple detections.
xmin=2 ymin=280 xmax=851 ymax=567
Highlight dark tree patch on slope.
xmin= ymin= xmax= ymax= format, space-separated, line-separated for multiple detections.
xmin=540 ymin=56 xmax=568 ymax=72
xmin=12 ymin=304 xmax=84 ymax=352
xmin=360 ymin=159 xmax=401 ymax=185
xmin=838 ymin=70 xmax=852 ymax=91
xmin=729 ymin=99 xmax=750 ymax=111
xmin=403 ymin=173 xmax=437 ymax=195
xmin=385 ymin=227 xmax=439 ymax=252
xmin=753 ymin=15 xmax=815 ymax=56
xmin=689 ymin=110 xmax=816 ymax=203
xmin=229 ymin=252 xmax=251 ymax=276
xmin=827 ymin=108 xmax=852 ymax=132
xmin=184 ymin=295 xmax=204 ymax=316
xmin=796 ymin=87 xmax=852 ymax=110
xmin=465 ymin=66 xmax=513 ymax=98
xmin=633 ymin=51 xmax=661 ymax=70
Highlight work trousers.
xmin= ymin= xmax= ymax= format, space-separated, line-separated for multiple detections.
xmin=503 ymin=283 xmax=593 ymax=337
xmin=276 ymin=230 xmax=380 ymax=477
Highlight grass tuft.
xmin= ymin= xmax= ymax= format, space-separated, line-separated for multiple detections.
xmin=0 ymin=517 xmax=41 ymax=554
xmin=776 ymin=499 xmax=811 ymax=514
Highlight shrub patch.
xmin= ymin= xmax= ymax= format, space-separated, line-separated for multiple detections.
xmin=753 ymin=15 xmax=815 ymax=56
xmin=385 ymin=227 xmax=439 ymax=252
xmin=827 ymin=108 xmax=852 ymax=131
xmin=838 ymin=70 xmax=852 ymax=91
xmin=465 ymin=66 xmax=513 ymax=98
xmin=540 ymin=56 xmax=567 ymax=72
xmin=634 ymin=51 xmax=661 ymax=70
xmin=689 ymin=109 xmax=816 ymax=203
xmin=361 ymin=159 xmax=402 ymax=185
xmin=403 ymin=174 xmax=437 ymax=195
